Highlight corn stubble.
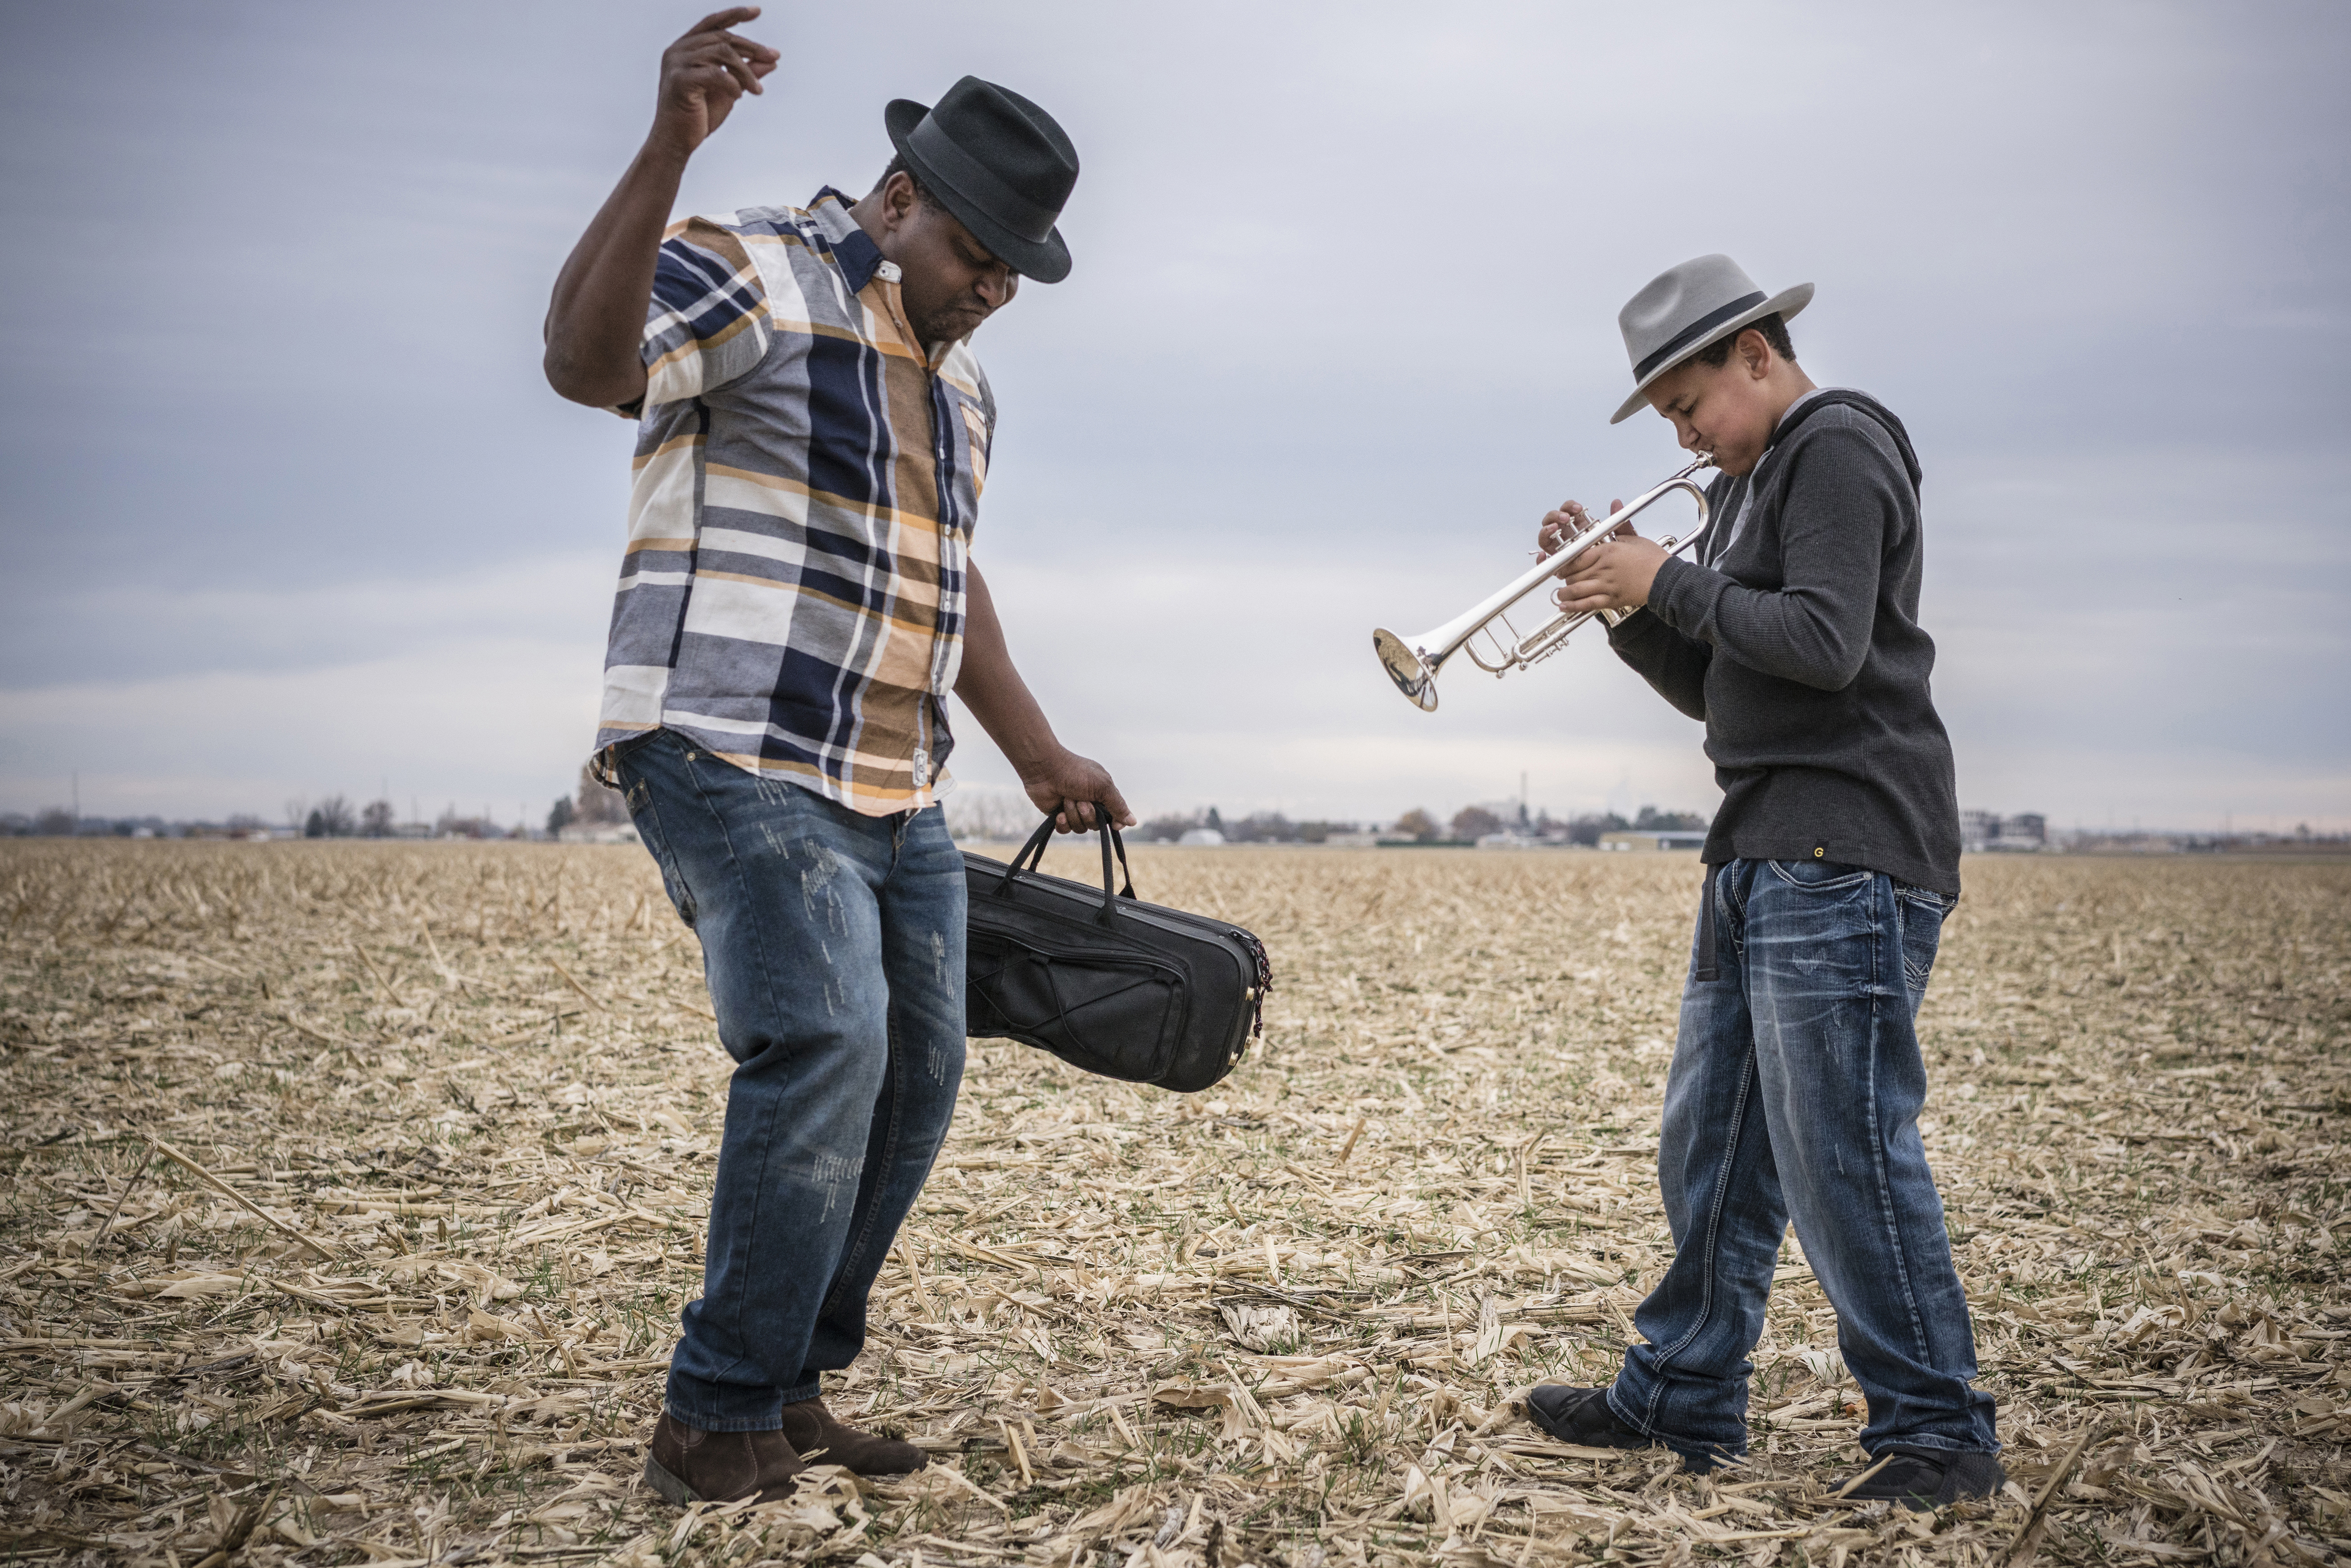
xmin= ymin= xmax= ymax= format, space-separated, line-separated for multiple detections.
xmin=0 ymin=841 xmax=2345 ymax=1567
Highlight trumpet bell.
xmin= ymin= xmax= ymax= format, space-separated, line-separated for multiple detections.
xmin=1373 ymin=628 xmax=1440 ymax=711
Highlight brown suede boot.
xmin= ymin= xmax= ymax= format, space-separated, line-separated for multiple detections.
xmin=776 ymin=1397 xmax=929 ymax=1474
xmin=641 ymin=1412 xmax=807 ymax=1505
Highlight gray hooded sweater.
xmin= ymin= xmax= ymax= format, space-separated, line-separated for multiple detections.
xmin=1606 ymin=390 xmax=1961 ymax=893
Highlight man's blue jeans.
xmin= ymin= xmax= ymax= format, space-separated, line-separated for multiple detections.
xmin=609 ymin=730 xmax=966 ymax=1432
xmin=1608 ymin=857 xmax=1998 ymax=1464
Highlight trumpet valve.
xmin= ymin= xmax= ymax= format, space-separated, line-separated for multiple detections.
xmin=1524 ymin=630 xmax=1574 ymax=667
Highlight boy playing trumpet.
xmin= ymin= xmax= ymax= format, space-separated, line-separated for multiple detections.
xmin=1525 ymin=255 xmax=2002 ymax=1507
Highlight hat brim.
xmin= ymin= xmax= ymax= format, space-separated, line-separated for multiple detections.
xmin=1608 ymin=283 xmax=1814 ymax=425
xmin=885 ymin=99 xmax=1071 ymax=284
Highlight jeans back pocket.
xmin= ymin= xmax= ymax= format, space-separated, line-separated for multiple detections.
xmin=1893 ymin=883 xmax=1950 ymax=997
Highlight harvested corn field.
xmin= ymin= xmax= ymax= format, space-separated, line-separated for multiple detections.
xmin=1 ymin=841 xmax=2346 ymax=1567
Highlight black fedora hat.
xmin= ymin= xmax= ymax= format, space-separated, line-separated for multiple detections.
xmin=885 ymin=77 xmax=1077 ymax=284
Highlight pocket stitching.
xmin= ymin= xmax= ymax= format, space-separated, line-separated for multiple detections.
xmin=1766 ymin=859 xmax=1870 ymax=893
xmin=1894 ymin=882 xmax=1954 ymax=912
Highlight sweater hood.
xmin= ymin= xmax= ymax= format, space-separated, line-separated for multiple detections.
xmin=1773 ymin=390 xmax=1922 ymax=490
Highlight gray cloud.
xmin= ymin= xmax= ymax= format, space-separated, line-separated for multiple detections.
xmin=2 ymin=0 xmax=2344 ymax=830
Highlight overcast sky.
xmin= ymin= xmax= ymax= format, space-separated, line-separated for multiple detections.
xmin=3 ymin=0 xmax=2345 ymax=834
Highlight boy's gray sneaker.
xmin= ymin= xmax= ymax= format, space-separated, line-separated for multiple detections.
xmin=1843 ymin=1446 xmax=2007 ymax=1509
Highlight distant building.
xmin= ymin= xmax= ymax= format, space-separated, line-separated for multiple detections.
xmin=1599 ymin=829 xmax=1707 ymax=853
xmin=1177 ymin=828 xmax=1226 ymax=847
xmin=1962 ymin=811 xmax=2047 ymax=852
xmin=1320 ymin=832 xmax=1381 ymax=848
xmin=2068 ymin=831 xmax=2185 ymax=855
xmin=558 ymin=824 xmax=641 ymax=845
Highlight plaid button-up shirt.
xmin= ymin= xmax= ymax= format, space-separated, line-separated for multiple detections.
xmin=596 ymin=189 xmax=994 ymax=816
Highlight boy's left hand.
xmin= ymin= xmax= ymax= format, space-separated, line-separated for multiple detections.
xmin=1552 ymin=530 xmax=1671 ymax=615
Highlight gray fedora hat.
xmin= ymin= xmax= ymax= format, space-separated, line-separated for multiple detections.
xmin=1609 ymin=254 xmax=1813 ymax=424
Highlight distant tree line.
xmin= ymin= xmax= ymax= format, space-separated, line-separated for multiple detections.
xmin=302 ymin=796 xmax=358 ymax=837
xmin=4 ymin=783 xmax=1711 ymax=845
xmin=1134 ymin=807 xmax=1362 ymax=844
xmin=548 ymin=765 xmax=628 ymax=835
xmin=1127 ymin=801 xmax=1711 ymax=846
xmin=292 ymin=796 xmax=407 ymax=837
xmin=1383 ymin=803 xmax=1710 ymax=844
xmin=2 ymin=769 xmax=632 ymax=842
xmin=287 ymin=795 xmax=552 ymax=839
xmin=1559 ymin=805 xmax=1708 ymax=843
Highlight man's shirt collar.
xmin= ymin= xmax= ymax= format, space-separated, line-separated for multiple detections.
xmin=808 ymin=186 xmax=886 ymax=295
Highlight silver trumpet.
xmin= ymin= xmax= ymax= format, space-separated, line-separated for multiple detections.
xmin=1372 ymin=455 xmax=1716 ymax=711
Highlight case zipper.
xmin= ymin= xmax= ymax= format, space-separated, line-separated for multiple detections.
xmin=1229 ymin=928 xmax=1273 ymax=1038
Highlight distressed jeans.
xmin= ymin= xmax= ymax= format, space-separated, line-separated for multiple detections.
xmin=608 ymin=729 xmax=967 ymax=1431
xmin=1608 ymin=857 xmax=1998 ymax=1464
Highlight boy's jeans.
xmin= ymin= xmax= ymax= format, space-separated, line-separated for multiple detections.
xmin=609 ymin=730 xmax=967 ymax=1432
xmin=1609 ymin=857 xmax=1998 ymax=1464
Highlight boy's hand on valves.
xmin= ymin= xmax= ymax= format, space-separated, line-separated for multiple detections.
xmin=1552 ymin=502 xmax=1667 ymax=615
xmin=1537 ymin=498 xmax=1629 ymax=561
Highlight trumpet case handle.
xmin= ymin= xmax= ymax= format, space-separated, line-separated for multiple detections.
xmin=998 ymin=806 xmax=1137 ymax=924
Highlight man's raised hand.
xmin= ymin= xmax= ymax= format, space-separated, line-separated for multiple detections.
xmin=540 ymin=7 xmax=776 ymax=407
xmin=654 ymin=8 xmax=779 ymax=157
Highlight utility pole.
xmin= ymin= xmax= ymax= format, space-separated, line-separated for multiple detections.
xmin=72 ymin=771 xmax=80 ymax=829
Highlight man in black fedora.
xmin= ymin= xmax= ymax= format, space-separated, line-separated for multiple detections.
xmin=543 ymin=7 xmax=1132 ymax=1505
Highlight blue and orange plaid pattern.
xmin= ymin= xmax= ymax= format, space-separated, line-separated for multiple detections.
xmin=596 ymin=189 xmax=995 ymax=816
